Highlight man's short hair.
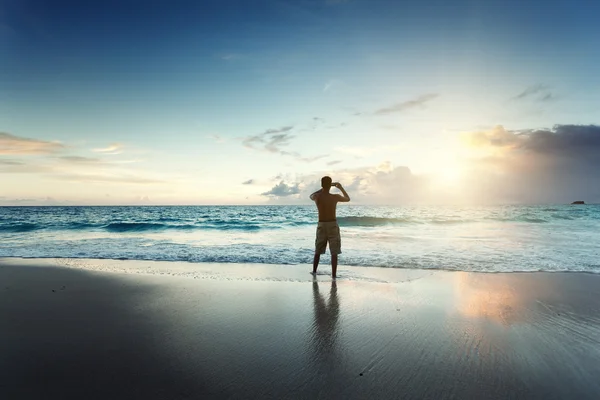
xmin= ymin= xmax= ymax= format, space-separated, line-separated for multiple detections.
xmin=321 ymin=176 xmax=332 ymax=187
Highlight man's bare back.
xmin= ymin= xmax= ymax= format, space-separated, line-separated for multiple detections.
xmin=315 ymin=191 xmax=343 ymax=222
xmin=310 ymin=182 xmax=351 ymax=221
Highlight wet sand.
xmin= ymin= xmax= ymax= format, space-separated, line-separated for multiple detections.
xmin=1 ymin=258 xmax=600 ymax=399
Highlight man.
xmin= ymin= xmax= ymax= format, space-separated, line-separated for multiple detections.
xmin=309 ymin=176 xmax=350 ymax=278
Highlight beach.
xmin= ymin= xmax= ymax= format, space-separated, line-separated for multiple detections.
xmin=1 ymin=258 xmax=600 ymax=399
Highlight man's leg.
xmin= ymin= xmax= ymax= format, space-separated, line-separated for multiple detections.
xmin=313 ymin=252 xmax=320 ymax=274
xmin=331 ymin=253 xmax=338 ymax=278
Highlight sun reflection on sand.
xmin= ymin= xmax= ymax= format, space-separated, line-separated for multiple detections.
xmin=453 ymin=272 xmax=555 ymax=326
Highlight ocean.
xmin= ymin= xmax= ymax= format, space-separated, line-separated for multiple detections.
xmin=1 ymin=205 xmax=599 ymax=273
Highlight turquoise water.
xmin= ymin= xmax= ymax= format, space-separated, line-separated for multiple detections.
xmin=1 ymin=205 xmax=599 ymax=273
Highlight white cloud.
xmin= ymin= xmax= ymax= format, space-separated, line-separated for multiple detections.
xmin=0 ymin=132 xmax=65 ymax=155
xmin=92 ymin=143 xmax=123 ymax=154
xmin=261 ymin=181 xmax=301 ymax=197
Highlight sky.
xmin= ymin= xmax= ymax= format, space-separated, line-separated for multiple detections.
xmin=1 ymin=0 xmax=599 ymax=205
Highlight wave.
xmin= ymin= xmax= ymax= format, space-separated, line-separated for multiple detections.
xmin=337 ymin=216 xmax=415 ymax=226
xmin=337 ymin=216 xmax=471 ymax=226
xmin=104 ymin=222 xmax=196 ymax=232
xmin=3 ymin=254 xmax=599 ymax=275
xmin=0 ymin=223 xmax=40 ymax=233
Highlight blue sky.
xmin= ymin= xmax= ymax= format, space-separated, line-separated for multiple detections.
xmin=1 ymin=0 xmax=599 ymax=205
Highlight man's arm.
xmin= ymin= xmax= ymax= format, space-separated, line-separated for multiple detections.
xmin=333 ymin=183 xmax=350 ymax=202
xmin=309 ymin=189 xmax=322 ymax=201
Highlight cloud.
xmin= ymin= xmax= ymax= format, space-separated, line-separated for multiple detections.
xmin=207 ymin=134 xmax=225 ymax=143
xmin=0 ymin=159 xmax=24 ymax=166
xmin=462 ymin=125 xmax=523 ymax=149
xmin=56 ymin=156 xmax=139 ymax=167
xmin=242 ymin=179 xmax=254 ymax=185
xmin=298 ymin=154 xmax=327 ymax=163
xmin=464 ymin=124 xmax=600 ymax=156
xmin=512 ymin=84 xmax=547 ymax=100
xmin=92 ymin=143 xmax=123 ymax=154
xmin=242 ymin=126 xmax=295 ymax=153
xmin=459 ymin=124 xmax=600 ymax=203
xmin=323 ymin=79 xmax=347 ymax=93
xmin=334 ymin=144 xmax=404 ymax=157
xmin=0 ymin=196 xmax=70 ymax=206
xmin=259 ymin=161 xmax=431 ymax=204
xmin=539 ymin=93 xmax=556 ymax=102
xmin=511 ymin=84 xmax=556 ymax=103
xmin=263 ymin=123 xmax=600 ymax=205
xmin=263 ymin=126 xmax=293 ymax=135
xmin=0 ymin=132 xmax=65 ymax=155
xmin=59 ymin=156 xmax=102 ymax=163
xmin=219 ymin=53 xmax=243 ymax=61
xmin=52 ymin=173 xmax=164 ymax=185
xmin=374 ymin=94 xmax=439 ymax=115
xmin=327 ymin=160 xmax=342 ymax=166
xmin=0 ymin=160 xmax=53 ymax=174
xmin=241 ymin=125 xmax=325 ymax=163
xmin=261 ymin=181 xmax=301 ymax=197
xmin=264 ymin=133 xmax=295 ymax=153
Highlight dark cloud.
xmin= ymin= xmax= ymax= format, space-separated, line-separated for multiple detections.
xmin=0 ymin=132 xmax=65 ymax=155
xmin=462 ymin=124 xmax=600 ymax=203
xmin=242 ymin=179 xmax=254 ymax=185
xmin=374 ymin=94 xmax=439 ymax=115
xmin=521 ymin=125 xmax=600 ymax=155
xmin=466 ymin=124 xmax=600 ymax=156
xmin=261 ymin=181 xmax=301 ymax=197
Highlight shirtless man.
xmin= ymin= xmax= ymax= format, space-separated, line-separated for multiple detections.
xmin=309 ymin=176 xmax=351 ymax=278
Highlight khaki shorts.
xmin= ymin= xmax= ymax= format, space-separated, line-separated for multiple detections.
xmin=315 ymin=221 xmax=341 ymax=255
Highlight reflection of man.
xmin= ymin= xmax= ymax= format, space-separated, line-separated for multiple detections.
xmin=309 ymin=176 xmax=350 ymax=278
xmin=311 ymin=280 xmax=340 ymax=354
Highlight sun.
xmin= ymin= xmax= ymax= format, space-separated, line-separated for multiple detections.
xmin=438 ymin=166 xmax=462 ymax=185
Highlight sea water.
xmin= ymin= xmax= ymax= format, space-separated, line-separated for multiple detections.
xmin=1 ymin=205 xmax=599 ymax=273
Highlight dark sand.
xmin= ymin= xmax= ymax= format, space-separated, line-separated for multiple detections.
xmin=1 ymin=258 xmax=600 ymax=399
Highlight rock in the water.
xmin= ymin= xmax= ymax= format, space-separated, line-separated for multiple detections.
xmin=571 ymin=201 xmax=585 ymax=204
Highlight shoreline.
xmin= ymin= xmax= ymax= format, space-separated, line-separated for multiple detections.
xmin=1 ymin=256 xmax=599 ymax=277
xmin=2 ymin=258 xmax=600 ymax=399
